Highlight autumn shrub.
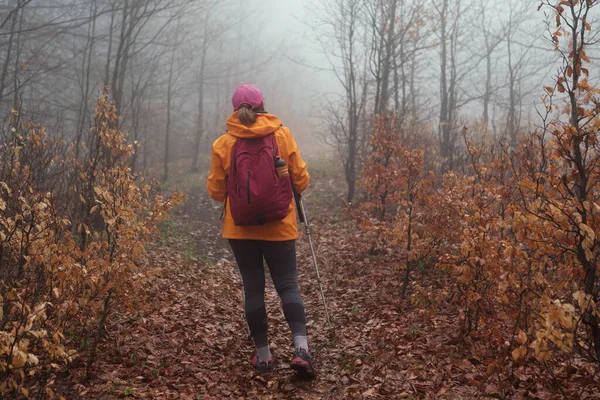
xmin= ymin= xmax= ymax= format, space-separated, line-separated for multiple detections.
xmin=355 ymin=0 xmax=600 ymax=390
xmin=443 ymin=0 xmax=600 ymax=368
xmin=355 ymin=114 xmax=459 ymax=294
xmin=0 ymin=94 xmax=184 ymax=398
xmin=433 ymin=127 xmax=594 ymax=389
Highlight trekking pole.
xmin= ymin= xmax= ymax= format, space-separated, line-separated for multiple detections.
xmin=294 ymin=190 xmax=331 ymax=327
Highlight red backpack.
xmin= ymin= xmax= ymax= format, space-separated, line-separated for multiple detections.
xmin=227 ymin=133 xmax=293 ymax=226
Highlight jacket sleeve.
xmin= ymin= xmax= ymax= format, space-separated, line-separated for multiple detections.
xmin=207 ymin=141 xmax=227 ymax=202
xmin=285 ymin=129 xmax=310 ymax=194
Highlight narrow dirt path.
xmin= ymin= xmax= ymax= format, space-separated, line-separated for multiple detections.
xmin=68 ymin=172 xmax=339 ymax=398
xmin=71 ymin=167 xmax=483 ymax=399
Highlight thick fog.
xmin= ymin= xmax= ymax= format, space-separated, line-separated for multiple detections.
xmin=0 ymin=0 xmax=598 ymax=176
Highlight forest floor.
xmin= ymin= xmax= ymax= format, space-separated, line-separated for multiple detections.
xmin=58 ymin=157 xmax=600 ymax=399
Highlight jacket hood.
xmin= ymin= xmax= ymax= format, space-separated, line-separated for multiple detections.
xmin=226 ymin=112 xmax=282 ymax=139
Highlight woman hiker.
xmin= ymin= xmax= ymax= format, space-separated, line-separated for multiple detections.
xmin=206 ymin=84 xmax=315 ymax=377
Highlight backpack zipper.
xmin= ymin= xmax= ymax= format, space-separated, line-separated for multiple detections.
xmin=247 ymin=168 xmax=251 ymax=204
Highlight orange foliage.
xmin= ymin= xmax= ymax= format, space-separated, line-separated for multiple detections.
xmin=356 ymin=115 xmax=458 ymax=293
xmin=356 ymin=0 xmax=600 ymax=387
xmin=0 ymin=93 xmax=184 ymax=397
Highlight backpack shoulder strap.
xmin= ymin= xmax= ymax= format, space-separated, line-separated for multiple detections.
xmin=229 ymin=137 xmax=241 ymax=175
xmin=270 ymin=125 xmax=284 ymax=157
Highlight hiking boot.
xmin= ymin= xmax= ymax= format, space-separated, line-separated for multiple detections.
xmin=290 ymin=348 xmax=316 ymax=378
xmin=251 ymin=354 xmax=274 ymax=375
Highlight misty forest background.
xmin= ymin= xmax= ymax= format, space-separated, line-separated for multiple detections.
xmin=0 ymin=0 xmax=575 ymax=180
xmin=2 ymin=0 xmax=600 ymax=399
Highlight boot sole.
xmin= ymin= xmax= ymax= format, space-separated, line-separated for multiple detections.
xmin=290 ymin=360 xmax=317 ymax=379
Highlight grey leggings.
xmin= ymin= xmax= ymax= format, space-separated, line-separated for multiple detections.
xmin=229 ymin=239 xmax=307 ymax=347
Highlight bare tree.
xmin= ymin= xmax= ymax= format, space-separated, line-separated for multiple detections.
xmin=479 ymin=0 xmax=505 ymax=128
xmin=433 ymin=0 xmax=481 ymax=170
xmin=163 ymin=40 xmax=176 ymax=182
xmin=503 ymin=0 xmax=545 ymax=147
xmin=190 ymin=0 xmax=228 ymax=172
xmin=313 ymin=0 xmax=369 ymax=202
xmin=436 ymin=0 xmax=455 ymax=169
xmin=0 ymin=0 xmax=23 ymax=105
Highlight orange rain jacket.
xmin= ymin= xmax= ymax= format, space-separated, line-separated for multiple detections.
xmin=207 ymin=112 xmax=310 ymax=241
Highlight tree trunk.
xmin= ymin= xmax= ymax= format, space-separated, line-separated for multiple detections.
xmin=438 ymin=0 xmax=449 ymax=160
xmin=402 ymin=204 xmax=413 ymax=297
xmin=86 ymin=289 xmax=113 ymax=376
xmin=377 ymin=0 xmax=397 ymax=115
xmin=507 ymin=36 xmax=517 ymax=147
xmin=111 ymin=0 xmax=129 ymax=112
xmin=76 ymin=0 xmax=98 ymax=160
xmin=566 ymin=4 xmax=600 ymax=361
xmin=483 ymin=52 xmax=491 ymax=127
xmin=11 ymin=3 xmax=24 ymax=110
xmin=191 ymin=34 xmax=209 ymax=172
xmin=393 ymin=53 xmax=400 ymax=113
xmin=0 ymin=1 xmax=20 ymax=105
xmin=163 ymin=46 xmax=176 ymax=183
xmin=410 ymin=57 xmax=417 ymax=122
xmin=104 ymin=2 xmax=117 ymax=88
xmin=130 ymin=74 xmax=142 ymax=172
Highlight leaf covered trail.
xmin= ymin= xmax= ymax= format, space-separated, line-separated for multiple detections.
xmin=66 ymin=168 xmax=597 ymax=399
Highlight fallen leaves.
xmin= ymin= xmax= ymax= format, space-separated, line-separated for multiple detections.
xmin=47 ymin=164 xmax=600 ymax=399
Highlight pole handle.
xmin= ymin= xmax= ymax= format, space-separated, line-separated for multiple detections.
xmin=292 ymin=183 xmax=306 ymax=224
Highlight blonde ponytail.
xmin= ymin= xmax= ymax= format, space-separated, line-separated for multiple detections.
xmin=237 ymin=105 xmax=257 ymax=125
